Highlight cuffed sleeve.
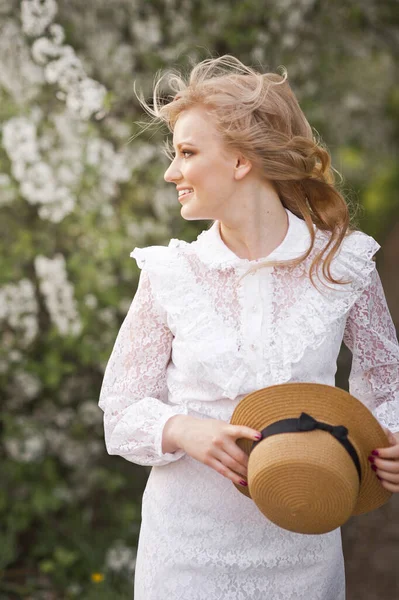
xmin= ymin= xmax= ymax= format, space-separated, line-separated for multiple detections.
xmin=343 ymin=268 xmax=399 ymax=433
xmin=98 ymin=268 xmax=188 ymax=466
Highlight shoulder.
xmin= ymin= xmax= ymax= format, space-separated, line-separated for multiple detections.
xmin=130 ymin=234 xmax=197 ymax=281
xmin=313 ymin=227 xmax=381 ymax=293
xmin=330 ymin=229 xmax=380 ymax=273
xmin=337 ymin=229 xmax=380 ymax=260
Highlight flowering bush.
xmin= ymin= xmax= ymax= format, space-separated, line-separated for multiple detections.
xmin=0 ymin=0 xmax=397 ymax=597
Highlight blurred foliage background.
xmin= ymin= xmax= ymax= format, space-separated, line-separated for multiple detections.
xmin=0 ymin=0 xmax=398 ymax=598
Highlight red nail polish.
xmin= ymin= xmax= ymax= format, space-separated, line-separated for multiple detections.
xmin=371 ymin=450 xmax=379 ymax=457
xmin=371 ymin=465 xmax=377 ymax=472
xmin=368 ymin=456 xmax=375 ymax=463
xmin=255 ymin=434 xmax=262 ymax=440
xmin=239 ymin=480 xmax=248 ymax=486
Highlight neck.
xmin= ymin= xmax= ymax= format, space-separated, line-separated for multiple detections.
xmin=218 ymin=202 xmax=289 ymax=261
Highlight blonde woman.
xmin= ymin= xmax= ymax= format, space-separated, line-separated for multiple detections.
xmin=98 ymin=55 xmax=399 ymax=599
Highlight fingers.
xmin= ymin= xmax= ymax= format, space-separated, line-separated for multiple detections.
xmin=369 ymin=452 xmax=399 ymax=491
xmin=372 ymin=457 xmax=399 ymax=475
xmin=373 ymin=444 xmax=399 ymax=460
xmin=378 ymin=478 xmax=399 ymax=493
xmin=374 ymin=430 xmax=399 ymax=457
xmin=371 ymin=457 xmax=399 ymax=489
xmin=214 ymin=449 xmax=248 ymax=479
xmin=230 ymin=425 xmax=262 ymax=442
xmin=207 ymin=456 xmax=248 ymax=487
xmin=376 ymin=468 xmax=399 ymax=485
xmin=203 ymin=424 xmax=261 ymax=486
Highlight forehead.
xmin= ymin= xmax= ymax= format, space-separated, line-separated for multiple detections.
xmin=173 ymin=106 xmax=221 ymax=144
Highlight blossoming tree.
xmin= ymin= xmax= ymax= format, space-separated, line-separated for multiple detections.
xmin=0 ymin=0 xmax=398 ymax=598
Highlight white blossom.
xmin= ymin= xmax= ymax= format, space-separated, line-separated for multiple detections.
xmin=37 ymin=187 xmax=76 ymax=223
xmin=129 ymin=143 xmax=157 ymax=171
xmin=105 ymin=541 xmax=137 ymax=573
xmin=31 ymin=35 xmax=63 ymax=65
xmin=45 ymin=428 xmax=67 ymax=453
xmin=87 ymin=440 xmax=103 ymax=458
xmin=34 ymin=254 xmax=82 ymax=336
xmin=86 ymin=138 xmax=114 ymax=167
xmin=66 ymin=78 xmax=108 ymax=121
xmin=126 ymin=217 xmax=170 ymax=245
xmin=44 ymin=46 xmax=85 ymax=88
xmin=66 ymin=583 xmax=83 ymax=597
xmin=104 ymin=117 xmax=132 ymax=141
xmin=21 ymin=0 xmax=58 ymax=38
xmin=86 ymin=138 xmax=132 ymax=196
xmin=5 ymin=421 xmax=45 ymax=462
xmin=59 ymin=439 xmax=87 ymax=467
xmin=8 ymin=349 xmax=23 ymax=363
xmin=48 ymin=22 xmax=64 ymax=45
xmin=0 ymin=20 xmax=44 ymax=101
xmin=0 ymin=173 xmax=16 ymax=206
xmin=20 ymin=161 xmax=56 ymax=203
xmin=97 ymin=307 xmax=117 ymax=326
xmin=99 ymin=203 xmax=115 ymax=218
xmin=10 ymin=371 xmax=42 ymax=404
xmin=1 ymin=116 xmax=77 ymax=220
xmin=84 ymin=294 xmax=98 ymax=310
xmin=25 ymin=5 xmax=108 ymax=120
xmin=54 ymin=408 xmax=75 ymax=428
xmin=79 ymin=401 xmax=103 ymax=427
xmin=2 ymin=117 xmax=40 ymax=165
xmin=0 ymin=279 xmax=39 ymax=346
xmin=152 ymin=185 xmax=180 ymax=222
xmin=130 ymin=14 xmax=162 ymax=50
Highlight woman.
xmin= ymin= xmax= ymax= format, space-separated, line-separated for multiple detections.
xmin=98 ymin=55 xmax=399 ymax=599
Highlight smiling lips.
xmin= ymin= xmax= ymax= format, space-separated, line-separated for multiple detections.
xmin=178 ymin=189 xmax=194 ymax=200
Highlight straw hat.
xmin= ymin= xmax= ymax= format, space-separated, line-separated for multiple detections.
xmin=230 ymin=382 xmax=392 ymax=534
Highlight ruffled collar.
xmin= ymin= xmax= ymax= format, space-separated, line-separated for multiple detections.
xmin=192 ymin=208 xmax=313 ymax=270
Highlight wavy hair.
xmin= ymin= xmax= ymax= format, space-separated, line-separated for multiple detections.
xmin=134 ymin=54 xmax=358 ymax=287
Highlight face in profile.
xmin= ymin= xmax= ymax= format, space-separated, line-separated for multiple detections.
xmin=164 ymin=105 xmax=246 ymax=221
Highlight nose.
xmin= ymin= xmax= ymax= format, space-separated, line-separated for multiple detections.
xmin=164 ymin=159 xmax=181 ymax=183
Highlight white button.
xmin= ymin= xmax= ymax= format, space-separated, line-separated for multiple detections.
xmin=250 ymin=344 xmax=256 ymax=350
xmin=252 ymin=304 xmax=257 ymax=311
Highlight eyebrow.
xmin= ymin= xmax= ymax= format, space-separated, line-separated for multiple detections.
xmin=173 ymin=141 xmax=196 ymax=150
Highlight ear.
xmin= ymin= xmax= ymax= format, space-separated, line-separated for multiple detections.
xmin=234 ymin=154 xmax=252 ymax=181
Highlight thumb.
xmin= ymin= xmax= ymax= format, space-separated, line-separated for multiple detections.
xmin=383 ymin=427 xmax=397 ymax=446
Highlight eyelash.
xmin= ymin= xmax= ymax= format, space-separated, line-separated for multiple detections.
xmin=172 ymin=150 xmax=192 ymax=159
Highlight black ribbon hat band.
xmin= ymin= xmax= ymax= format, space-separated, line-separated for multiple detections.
xmin=250 ymin=412 xmax=362 ymax=482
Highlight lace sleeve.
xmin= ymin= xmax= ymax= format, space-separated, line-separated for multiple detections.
xmin=343 ymin=268 xmax=399 ymax=433
xmin=98 ymin=269 xmax=188 ymax=466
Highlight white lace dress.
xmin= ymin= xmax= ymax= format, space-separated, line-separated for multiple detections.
xmin=98 ymin=208 xmax=399 ymax=600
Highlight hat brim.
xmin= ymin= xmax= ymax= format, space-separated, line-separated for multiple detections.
xmin=230 ymin=382 xmax=392 ymax=515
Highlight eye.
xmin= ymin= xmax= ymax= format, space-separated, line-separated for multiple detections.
xmin=181 ymin=150 xmax=192 ymax=158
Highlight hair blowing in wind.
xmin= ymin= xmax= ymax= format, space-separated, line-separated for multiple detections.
xmin=134 ymin=54 xmax=357 ymax=287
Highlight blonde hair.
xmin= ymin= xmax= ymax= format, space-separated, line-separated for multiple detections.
xmin=134 ymin=54 xmax=358 ymax=287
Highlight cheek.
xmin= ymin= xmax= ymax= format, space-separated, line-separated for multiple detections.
xmin=185 ymin=157 xmax=230 ymax=195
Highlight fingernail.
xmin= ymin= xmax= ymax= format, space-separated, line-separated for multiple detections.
xmin=368 ymin=456 xmax=375 ymax=463
xmin=239 ymin=480 xmax=248 ymax=486
xmin=371 ymin=450 xmax=379 ymax=456
xmin=371 ymin=465 xmax=377 ymax=472
xmin=255 ymin=434 xmax=262 ymax=440
xmin=377 ymin=475 xmax=382 ymax=481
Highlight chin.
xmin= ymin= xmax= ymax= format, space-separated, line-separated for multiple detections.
xmin=180 ymin=201 xmax=216 ymax=222
xmin=180 ymin=205 xmax=205 ymax=221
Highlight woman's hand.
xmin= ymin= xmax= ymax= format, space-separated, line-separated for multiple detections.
xmin=369 ymin=428 xmax=399 ymax=493
xmin=173 ymin=415 xmax=261 ymax=487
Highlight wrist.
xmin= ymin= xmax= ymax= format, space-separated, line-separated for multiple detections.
xmin=162 ymin=414 xmax=191 ymax=454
